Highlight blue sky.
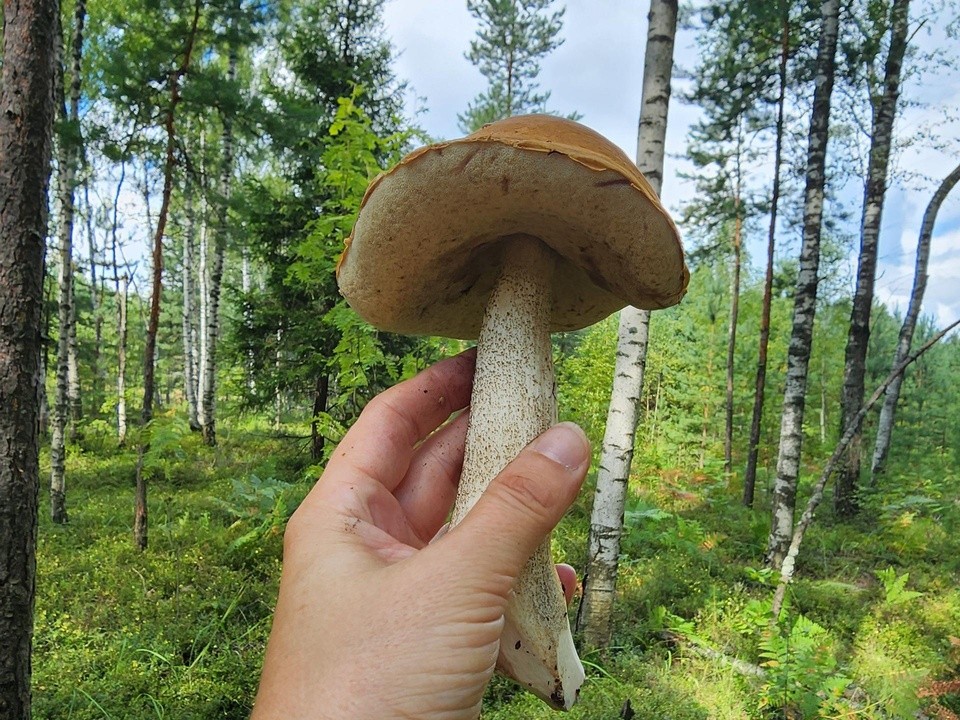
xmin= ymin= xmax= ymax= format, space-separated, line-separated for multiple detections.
xmin=382 ymin=0 xmax=960 ymax=329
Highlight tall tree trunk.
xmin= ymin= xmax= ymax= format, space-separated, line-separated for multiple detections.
xmin=66 ymin=271 xmax=81 ymax=439
xmin=871 ymin=161 xmax=960 ymax=482
xmin=182 ymin=188 xmax=200 ymax=430
xmin=241 ymin=247 xmax=256 ymax=393
xmin=197 ymin=181 xmax=209 ymax=424
xmin=767 ymin=0 xmax=840 ymax=568
xmin=84 ymin=178 xmax=105 ymax=416
xmin=724 ymin=187 xmax=742 ymax=476
xmin=0 ymin=0 xmax=58 ymax=713
xmin=135 ymin=0 xmax=203 ymax=551
xmin=834 ymin=0 xmax=911 ymax=517
xmin=50 ymin=0 xmax=86 ymax=525
xmin=200 ymin=37 xmax=237 ymax=447
xmin=578 ymin=0 xmax=677 ymax=650
xmin=744 ymin=2 xmax=789 ymax=506
xmin=117 ymin=273 xmax=129 ymax=445
xmin=110 ymin=164 xmax=129 ymax=445
xmin=274 ymin=326 xmax=283 ymax=429
xmin=772 ymin=316 xmax=960 ymax=617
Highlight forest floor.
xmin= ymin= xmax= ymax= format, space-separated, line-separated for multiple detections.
xmin=33 ymin=414 xmax=960 ymax=719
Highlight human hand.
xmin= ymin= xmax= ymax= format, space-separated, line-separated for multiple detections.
xmin=251 ymin=350 xmax=590 ymax=720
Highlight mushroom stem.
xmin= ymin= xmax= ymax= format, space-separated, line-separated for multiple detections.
xmin=451 ymin=234 xmax=585 ymax=710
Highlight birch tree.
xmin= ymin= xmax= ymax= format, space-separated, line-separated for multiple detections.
xmin=871 ymin=161 xmax=960 ymax=483
xmin=0 ymin=0 xmax=58 ymax=712
xmin=767 ymin=0 xmax=841 ymax=568
xmin=135 ymin=0 xmax=203 ymax=550
xmin=199 ymin=33 xmax=238 ymax=447
xmin=182 ymin=185 xmax=201 ymax=431
xmin=578 ymin=0 xmax=678 ymax=650
xmin=834 ymin=0 xmax=911 ymax=516
xmin=50 ymin=0 xmax=87 ymax=525
xmin=744 ymin=0 xmax=792 ymax=506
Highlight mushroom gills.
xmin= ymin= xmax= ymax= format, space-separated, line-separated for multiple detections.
xmin=449 ymin=235 xmax=586 ymax=711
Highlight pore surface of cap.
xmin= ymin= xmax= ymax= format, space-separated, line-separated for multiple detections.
xmin=337 ymin=114 xmax=689 ymax=339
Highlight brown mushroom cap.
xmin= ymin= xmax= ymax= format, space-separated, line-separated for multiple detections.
xmin=336 ymin=114 xmax=689 ymax=339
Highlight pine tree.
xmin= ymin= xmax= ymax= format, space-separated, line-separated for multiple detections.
xmin=460 ymin=0 xmax=566 ymax=132
xmin=0 ymin=0 xmax=58 ymax=713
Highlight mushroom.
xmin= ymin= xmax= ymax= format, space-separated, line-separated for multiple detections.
xmin=336 ymin=114 xmax=688 ymax=710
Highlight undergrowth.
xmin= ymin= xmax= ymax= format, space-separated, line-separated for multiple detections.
xmin=32 ymin=416 xmax=960 ymax=719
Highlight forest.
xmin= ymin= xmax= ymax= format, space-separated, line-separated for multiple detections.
xmin=1 ymin=0 xmax=959 ymax=717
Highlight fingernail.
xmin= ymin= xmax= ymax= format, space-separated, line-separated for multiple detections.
xmin=531 ymin=422 xmax=589 ymax=469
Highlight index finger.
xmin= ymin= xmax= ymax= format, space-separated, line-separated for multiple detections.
xmin=325 ymin=349 xmax=476 ymax=491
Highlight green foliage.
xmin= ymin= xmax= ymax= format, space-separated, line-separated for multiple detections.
xmin=758 ymin=615 xmax=851 ymax=717
xmin=460 ymin=0 xmax=568 ymax=131
xmin=876 ymin=567 xmax=923 ymax=607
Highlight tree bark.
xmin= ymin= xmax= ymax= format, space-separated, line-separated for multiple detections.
xmin=772 ymin=317 xmax=960 ymax=618
xmin=0 ymin=0 xmax=58 ymax=714
xmin=85 ymin=179 xmax=105 ymax=416
xmin=578 ymin=0 xmax=677 ymax=650
xmin=242 ymin=247 xmax=256 ymax=393
xmin=110 ymin=164 xmax=129 ymax=445
xmin=182 ymin=187 xmax=200 ymax=430
xmin=744 ymin=2 xmax=789 ymax=507
xmin=135 ymin=0 xmax=203 ymax=551
xmin=871 ymin=161 xmax=960 ymax=482
xmin=200 ymin=41 xmax=237 ymax=447
xmin=767 ymin=0 xmax=840 ymax=568
xmin=724 ymin=190 xmax=742 ymax=476
xmin=50 ymin=0 xmax=86 ymax=525
xmin=835 ymin=0 xmax=911 ymax=516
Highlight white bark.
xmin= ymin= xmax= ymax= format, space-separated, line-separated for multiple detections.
xmin=835 ymin=0 xmax=911 ymax=516
xmin=242 ymin=247 xmax=255 ymax=393
xmin=117 ymin=272 xmax=128 ymax=445
xmin=579 ymin=0 xmax=676 ymax=650
xmin=197 ymin=193 xmax=209 ymax=424
xmin=768 ymin=0 xmax=840 ymax=567
xmin=51 ymin=0 xmax=85 ymax=522
xmin=182 ymin=190 xmax=200 ymax=430
xmin=871 ymin=161 xmax=960 ymax=482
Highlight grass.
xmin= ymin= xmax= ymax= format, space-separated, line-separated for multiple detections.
xmin=31 ymin=415 xmax=960 ymax=719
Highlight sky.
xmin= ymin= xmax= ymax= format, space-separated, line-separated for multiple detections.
xmin=380 ymin=0 xmax=960 ymax=330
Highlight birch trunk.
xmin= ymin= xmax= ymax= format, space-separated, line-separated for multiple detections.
xmin=242 ymin=248 xmax=256 ymax=393
xmin=835 ymin=0 xmax=911 ymax=517
xmin=767 ymin=0 xmax=840 ymax=568
xmin=871 ymin=161 xmax=960 ymax=482
xmin=182 ymin=189 xmax=200 ymax=430
xmin=135 ymin=0 xmax=202 ymax=551
xmin=117 ymin=273 xmax=129 ymax=445
xmin=0 ymin=0 xmax=58 ymax=712
xmin=110 ymin=165 xmax=129 ymax=445
xmin=724 ymin=198 xmax=742 ymax=476
xmin=197 ymin=186 xmax=209 ymax=424
xmin=199 ymin=41 xmax=237 ymax=447
xmin=85 ymin=179 xmax=105 ymax=416
xmin=744 ymin=6 xmax=789 ymax=506
xmin=772 ymin=317 xmax=960 ymax=617
xmin=51 ymin=0 xmax=86 ymax=524
xmin=578 ymin=0 xmax=677 ymax=650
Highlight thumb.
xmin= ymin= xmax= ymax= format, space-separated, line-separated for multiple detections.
xmin=441 ymin=422 xmax=590 ymax=587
